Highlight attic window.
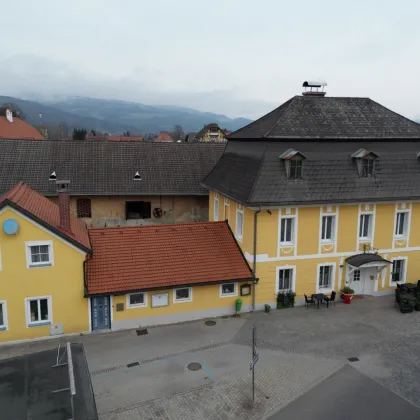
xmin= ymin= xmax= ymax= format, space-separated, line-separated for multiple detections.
xmin=351 ymin=149 xmax=378 ymax=178
xmin=279 ymin=149 xmax=307 ymax=179
xmin=49 ymin=171 xmax=57 ymax=181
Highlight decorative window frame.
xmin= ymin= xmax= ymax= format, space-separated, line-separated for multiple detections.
xmin=351 ymin=149 xmax=378 ymax=178
xmin=25 ymin=240 xmax=54 ymax=268
xmin=316 ymin=262 xmax=336 ymax=294
xmin=389 ymin=256 xmax=408 ymax=286
xmin=235 ymin=204 xmax=244 ymax=242
xmin=275 ymin=265 xmax=296 ymax=294
xmin=0 ymin=300 xmax=8 ymax=331
xmin=126 ymin=292 xmax=148 ymax=309
xmin=357 ymin=204 xmax=376 ymax=247
xmin=220 ymin=282 xmax=237 ymax=298
xmin=318 ymin=207 xmax=338 ymax=253
xmin=393 ymin=205 xmax=411 ymax=243
xmin=25 ymin=296 xmax=53 ymax=327
xmin=224 ymin=197 xmax=230 ymax=221
xmin=214 ymin=192 xmax=219 ymax=221
xmin=173 ymin=287 xmax=193 ymax=303
xmin=279 ymin=149 xmax=307 ymax=179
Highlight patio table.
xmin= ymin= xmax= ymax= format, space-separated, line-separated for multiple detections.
xmin=312 ymin=293 xmax=328 ymax=309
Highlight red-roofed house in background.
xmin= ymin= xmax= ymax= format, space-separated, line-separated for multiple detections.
xmin=107 ymin=135 xmax=144 ymax=141
xmin=86 ymin=221 xmax=254 ymax=330
xmin=0 ymin=109 xmax=44 ymax=140
xmin=154 ymin=131 xmax=174 ymax=142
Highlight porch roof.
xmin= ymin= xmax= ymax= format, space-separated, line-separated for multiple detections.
xmin=346 ymin=253 xmax=392 ymax=268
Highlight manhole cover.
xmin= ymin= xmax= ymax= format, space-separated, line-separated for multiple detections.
xmin=348 ymin=357 xmax=359 ymax=362
xmin=187 ymin=362 xmax=202 ymax=371
xmin=205 ymin=320 xmax=216 ymax=326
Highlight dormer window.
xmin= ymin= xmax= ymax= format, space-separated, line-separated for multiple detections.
xmin=279 ymin=149 xmax=307 ymax=179
xmin=351 ymin=149 xmax=378 ymax=178
xmin=49 ymin=171 xmax=57 ymax=181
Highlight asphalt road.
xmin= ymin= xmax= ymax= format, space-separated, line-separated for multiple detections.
xmin=268 ymin=365 xmax=420 ymax=420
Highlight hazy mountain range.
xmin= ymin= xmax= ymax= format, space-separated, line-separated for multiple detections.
xmin=0 ymin=95 xmax=252 ymax=134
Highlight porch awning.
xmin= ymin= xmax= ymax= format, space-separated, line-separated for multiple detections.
xmin=346 ymin=253 xmax=392 ymax=268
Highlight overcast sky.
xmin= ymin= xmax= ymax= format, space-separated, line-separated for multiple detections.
xmin=0 ymin=0 xmax=419 ymax=119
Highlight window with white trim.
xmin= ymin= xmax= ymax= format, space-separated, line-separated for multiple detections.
xmin=236 ymin=205 xmax=244 ymax=240
xmin=220 ymin=283 xmax=237 ymax=297
xmin=391 ymin=259 xmax=405 ymax=283
xmin=359 ymin=214 xmax=373 ymax=239
xmin=277 ymin=268 xmax=293 ymax=292
xmin=362 ymin=159 xmax=375 ymax=178
xmin=214 ymin=194 xmax=219 ymax=221
xmin=395 ymin=211 xmax=408 ymax=237
xmin=174 ymin=287 xmax=192 ymax=303
xmin=0 ymin=301 xmax=7 ymax=331
xmin=127 ymin=292 xmax=147 ymax=308
xmin=26 ymin=241 xmax=53 ymax=268
xmin=26 ymin=297 xmax=51 ymax=326
xmin=289 ymin=159 xmax=303 ymax=179
xmin=321 ymin=215 xmax=335 ymax=241
xmin=353 ymin=269 xmax=361 ymax=282
xmin=280 ymin=217 xmax=294 ymax=244
xmin=318 ymin=265 xmax=333 ymax=289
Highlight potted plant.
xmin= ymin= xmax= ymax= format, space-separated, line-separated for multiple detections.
xmin=276 ymin=292 xmax=287 ymax=309
xmin=287 ymin=290 xmax=296 ymax=307
xmin=341 ymin=286 xmax=355 ymax=304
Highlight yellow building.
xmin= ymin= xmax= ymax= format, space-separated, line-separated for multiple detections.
xmin=0 ymin=181 xmax=91 ymax=343
xmin=86 ymin=221 xmax=254 ymax=330
xmin=202 ymin=89 xmax=420 ymax=308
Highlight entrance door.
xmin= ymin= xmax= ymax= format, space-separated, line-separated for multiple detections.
xmin=363 ymin=267 xmax=377 ymax=296
xmin=351 ymin=269 xmax=363 ymax=294
xmin=91 ymin=296 xmax=111 ymax=330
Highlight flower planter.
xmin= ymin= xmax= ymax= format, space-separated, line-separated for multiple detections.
xmin=343 ymin=293 xmax=353 ymax=304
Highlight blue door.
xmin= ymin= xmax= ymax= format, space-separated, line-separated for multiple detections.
xmin=91 ymin=296 xmax=110 ymax=330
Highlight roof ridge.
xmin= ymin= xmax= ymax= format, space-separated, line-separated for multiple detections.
xmin=263 ymin=96 xmax=298 ymax=138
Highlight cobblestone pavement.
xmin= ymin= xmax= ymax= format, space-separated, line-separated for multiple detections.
xmin=1 ymin=295 xmax=420 ymax=419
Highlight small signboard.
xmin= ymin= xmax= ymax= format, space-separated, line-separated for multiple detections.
xmin=250 ymin=352 xmax=259 ymax=371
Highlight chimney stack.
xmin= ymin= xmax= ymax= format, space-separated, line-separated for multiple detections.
xmin=302 ymin=81 xmax=327 ymax=97
xmin=56 ymin=180 xmax=71 ymax=232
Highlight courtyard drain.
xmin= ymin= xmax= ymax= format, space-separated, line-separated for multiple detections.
xmin=205 ymin=320 xmax=216 ymax=326
xmin=348 ymin=357 xmax=360 ymax=362
xmin=127 ymin=362 xmax=140 ymax=368
xmin=187 ymin=362 xmax=202 ymax=371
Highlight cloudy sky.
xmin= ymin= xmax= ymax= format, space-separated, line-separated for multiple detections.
xmin=0 ymin=0 xmax=419 ymax=119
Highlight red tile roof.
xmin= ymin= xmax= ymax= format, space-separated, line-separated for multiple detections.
xmin=107 ymin=136 xmax=144 ymax=141
xmin=86 ymin=221 xmax=253 ymax=295
xmin=0 ymin=117 xmax=44 ymax=140
xmin=0 ymin=182 xmax=91 ymax=251
xmin=155 ymin=131 xmax=173 ymax=142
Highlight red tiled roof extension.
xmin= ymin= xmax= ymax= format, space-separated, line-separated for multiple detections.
xmin=0 ymin=117 xmax=44 ymax=140
xmin=155 ymin=131 xmax=173 ymax=142
xmin=0 ymin=182 xmax=91 ymax=250
xmin=86 ymin=221 xmax=253 ymax=295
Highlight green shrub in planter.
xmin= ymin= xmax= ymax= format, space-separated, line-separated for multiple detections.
xmin=341 ymin=286 xmax=355 ymax=294
xmin=287 ymin=291 xmax=296 ymax=307
xmin=276 ymin=291 xmax=295 ymax=309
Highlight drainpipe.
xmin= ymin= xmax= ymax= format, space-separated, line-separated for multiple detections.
xmin=252 ymin=207 xmax=261 ymax=311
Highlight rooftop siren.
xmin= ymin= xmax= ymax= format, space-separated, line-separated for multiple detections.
xmin=302 ymin=81 xmax=327 ymax=96
xmin=5 ymin=109 xmax=13 ymax=123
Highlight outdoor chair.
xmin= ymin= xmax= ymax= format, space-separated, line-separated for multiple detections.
xmin=324 ymin=291 xmax=336 ymax=307
xmin=304 ymin=294 xmax=315 ymax=309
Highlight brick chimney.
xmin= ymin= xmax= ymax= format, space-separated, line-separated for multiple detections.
xmin=56 ymin=180 xmax=71 ymax=232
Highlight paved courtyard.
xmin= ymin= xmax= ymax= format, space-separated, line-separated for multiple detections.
xmin=1 ymin=295 xmax=420 ymax=419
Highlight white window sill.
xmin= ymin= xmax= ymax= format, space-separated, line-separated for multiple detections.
xmin=0 ymin=326 xmax=6 ymax=331
xmin=280 ymin=242 xmax=294 ymax=247
xmin=358 ymin=237 xmax=372 ymax=241
xmin=127 ymin=304 xmax=147 ymax=309
xmin=220 ymin=293 xmax=237 ymax=298
xmin=320 ymin=239 xmax=335 ymax=244
xmin=29 ymin=263 xmax=52 ymax=268
xmin=394 ymin=235 xmax=407 ymax=240
xmin=28 ymin=321 xmax=51 ymax=327
xmin=174 ymin=298 xmax=192 ymax=304
xmin=317 ymin=287 xmax=333 ymax=294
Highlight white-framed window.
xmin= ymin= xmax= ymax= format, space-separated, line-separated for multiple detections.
xmin=0 ymin=301 xmax=8 ymax=331
xmin=280 ymin=217 xmax=295 ymax=245
xmin=276 ymin=266 xmax=296 ymax=293
xmin=353 ymin=269 xmax=361 ymax=282
xmin=390 ymin=257 xmax=407 ymax=285
xmin=395 ymin=211 xmax=409 ymax=237
xmin=25 ymin=296 xmax=52 ymax=327
xmin=321 ymin=215 xmax=335 ymax=241
xmin=26 ymin=241 xmax=54 ymax=268
xmin=220 ymin=283 xmax=237 ymax=297
xmin=173 ymin=287 xmax=192 ymax=303
xmin=236 ymin=205 xmax=244 ymax=241
xmin=214 ymin=193 xmax=219 ymax=221
xmin=317 ymin=264 xmax=335 ymax=293
xmin=359 ymin=213 xmax=373 ymax=240
xmin=224 ymin=198 xmax=229 ymax=221
xmin=126 ymin=292 xmax=147 ymax=308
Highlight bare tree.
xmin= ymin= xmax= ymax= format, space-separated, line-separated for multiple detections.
xmin=171 ymin=125 xmax=184 ymax=141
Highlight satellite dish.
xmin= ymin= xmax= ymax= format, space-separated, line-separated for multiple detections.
xmin=5 ymin=109 xmax=13 ymax=123
xmin=3 ymin=218 xmax=19 ymax=235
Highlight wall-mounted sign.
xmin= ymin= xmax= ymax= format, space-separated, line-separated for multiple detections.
xmin=151 ymin=293 xmax=169 ymax=308
xmin=241 ymin=284 xmax=251 ymax=296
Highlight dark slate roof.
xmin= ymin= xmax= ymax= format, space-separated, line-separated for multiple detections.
xmin=0 ymin=139 xmax=225 ymax=196
xmin=229 ymin=96 xmax=420 ymax=140
xmin=202 ymin=139 xmax=420 ymax=206
xmin=346 ymin=253 xmax=391 ymax=267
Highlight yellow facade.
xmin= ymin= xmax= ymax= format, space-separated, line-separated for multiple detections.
xmin=0 ymin=208 xmax=89 ymax=342
xmin=111 ymin=283 xmax=252 ymax=327
xmin=210 ymin=191 xmax=420 ymax=305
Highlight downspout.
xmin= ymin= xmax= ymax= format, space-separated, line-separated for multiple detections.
xmin=252 ymin=207 xmax=261 ymax=311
